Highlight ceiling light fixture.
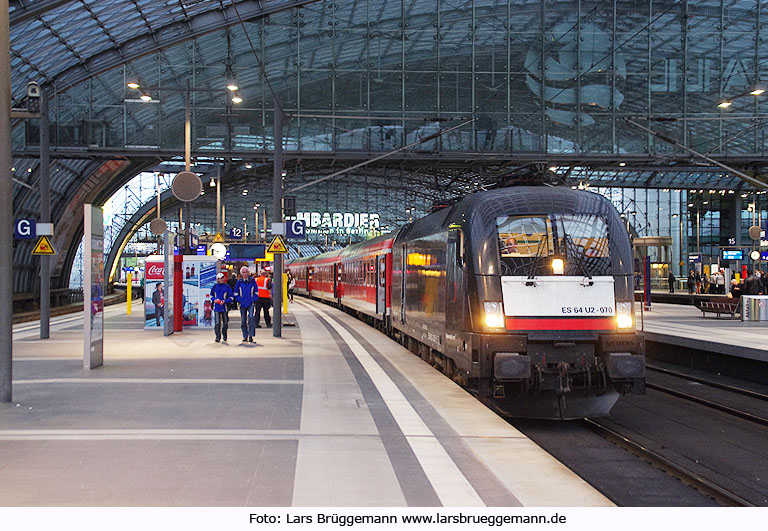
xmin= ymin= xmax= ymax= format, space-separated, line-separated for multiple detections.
xmin=717 ymin=99 xmax=732 ymax=108
xmin=231 ymin=92 xmax=243 ymax=104
xmin=140 ymin=92 xmax=152 ymax=102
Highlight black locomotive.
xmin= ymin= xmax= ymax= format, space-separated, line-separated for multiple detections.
xmin=289 ymin=187 xmax=645 ymax=419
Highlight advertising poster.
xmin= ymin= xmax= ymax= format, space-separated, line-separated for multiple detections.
xmin=83 ymin=204 xmax=104 ymax=369
xmin=144 ymin=256 xmax=165 ymax=330
xmin=181 ymin=257 xmax=217 ymax=328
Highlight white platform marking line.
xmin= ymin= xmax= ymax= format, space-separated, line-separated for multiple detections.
xmin=13 ymin=304 xmax=129 ymax=333
xmin=314 ymin=307 xmax=485 ymax=507
xmin=13 ymin=378 xmax=302 ymax=385
xmin=0 ymin=429 xmax=301 ymax=441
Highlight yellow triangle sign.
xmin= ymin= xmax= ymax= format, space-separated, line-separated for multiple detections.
xmin=267 ymin=234 xmax=289 ymax=254
xmin=213 ymin=232 xmax=225 ymax=243
xmin=32 ymin=235 xmax=56 ymax=255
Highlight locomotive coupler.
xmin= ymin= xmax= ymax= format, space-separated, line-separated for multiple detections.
xmin=557 ymin=361 xmax=572 ymax=395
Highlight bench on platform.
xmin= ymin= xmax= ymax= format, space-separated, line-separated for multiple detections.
xmin=695 ymin=299 xmax=741 ymax=319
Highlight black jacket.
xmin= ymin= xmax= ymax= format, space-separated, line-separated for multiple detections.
xmin=151 ymin=289 xmax=163 ymax=307
xmin=744 ymin=275 xmax=762 ymax=295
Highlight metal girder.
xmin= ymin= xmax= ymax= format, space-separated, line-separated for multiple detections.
xmin=103 ymin=188 xmax=174 ymax=285
xmin=52 ymin=0 xmax=322 ymax=92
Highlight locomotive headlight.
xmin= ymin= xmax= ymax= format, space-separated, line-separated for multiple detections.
xmin=484 ymin=301 xmax=505 ymax=330
xmin=616 ymin=301 xmax=633 ymax=329
xmin=551 ymin=257 xmax=565 ymax=275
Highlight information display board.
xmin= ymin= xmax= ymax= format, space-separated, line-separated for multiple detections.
xmin=721 ymin=249 xmax=744 ymax=260
xmin=228 ymin=243 xmax=266 ymax=260
xmin=83 ymin=204 xmax=104 ymax=369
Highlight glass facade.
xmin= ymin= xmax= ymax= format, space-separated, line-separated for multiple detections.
xmin=12 ymin=0 xmax=768 ymax=159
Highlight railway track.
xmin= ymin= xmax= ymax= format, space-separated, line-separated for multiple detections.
xmin=582 ymin=418 xmax=755 ymax=507
xmin=647 ymin=365 xmax=768 ymax=401
xmin=646 ymin=365 xmax=768 ymax=427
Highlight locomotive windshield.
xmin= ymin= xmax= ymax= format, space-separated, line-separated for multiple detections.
xmin=496 ymin=214 xmax=611 ymax=277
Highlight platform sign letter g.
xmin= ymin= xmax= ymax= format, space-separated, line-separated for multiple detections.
xmin=14 ymin=218 xmax=35 ymax=240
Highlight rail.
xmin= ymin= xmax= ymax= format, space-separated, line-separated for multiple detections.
xmin=582 ymin=418 xmax=754 ymax=507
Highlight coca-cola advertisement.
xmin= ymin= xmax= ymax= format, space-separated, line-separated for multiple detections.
xmin=144 ymin=256 xmax=165 ymax=329
xmin=145 ymin=262 xmax=164 ymax=280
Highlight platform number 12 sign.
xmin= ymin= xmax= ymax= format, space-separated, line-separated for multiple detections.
xmin=229 ymin=227 xmax=243 ymax=240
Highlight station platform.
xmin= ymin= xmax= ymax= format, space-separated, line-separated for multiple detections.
xmin=637 ymin=302 xmax=768 ymax=363
xmin=1 ymin=299 xmax=610 ymax=507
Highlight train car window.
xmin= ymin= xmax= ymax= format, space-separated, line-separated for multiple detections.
xmin=496 ymin=214 xmax=611 ymax=277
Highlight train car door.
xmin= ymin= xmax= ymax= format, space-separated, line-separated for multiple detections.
xmin=446 ymin=228 xmax=466 ymax=328
xmin=333 ymin=263 xmax=340 ymax=300
xmin=376 ymin=255 xmax=386 ymax=315
xmin=399 ymin=245 xmax=407 ymax=324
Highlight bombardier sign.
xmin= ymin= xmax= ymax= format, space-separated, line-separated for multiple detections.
xmin=294 ymin=211 xmax=380 ymax=236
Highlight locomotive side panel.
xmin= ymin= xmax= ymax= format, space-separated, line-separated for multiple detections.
xmin=391 ymin=232 xmax=448 ymax=354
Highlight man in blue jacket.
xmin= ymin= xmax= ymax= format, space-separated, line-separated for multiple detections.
xmin=211 ymin=272 xmax=234 ymax=343
xmin=234 ymin=266 xmax=257 ymax=343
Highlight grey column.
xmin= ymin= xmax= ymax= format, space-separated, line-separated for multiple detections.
xmin=0 ymin=0 xmax=12 ymax=402
xmin=731 ymin=195 xmax=742 ymax=247
xmin=40 ymin=91 xmax=50 ymax=339
xmin=272 ymin=99 xmax=283 ymax=338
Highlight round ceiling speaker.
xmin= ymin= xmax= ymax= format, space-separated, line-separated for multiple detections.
xmin=149 ymin=217 xmax=167 ymax=235
xmin=748 ymin=225 xmax=761 ymax=241
xmin=171 ymin=171 xmax=203 ymax=202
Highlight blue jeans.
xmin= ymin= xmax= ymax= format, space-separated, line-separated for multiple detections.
xmin=214 ymin=311 xmax=229 ymax=341
xmin=240 ymin=305 xmax=255 ymax=339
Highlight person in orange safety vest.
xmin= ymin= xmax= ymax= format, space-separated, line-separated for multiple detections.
xmin=254 ymin=269 xmax=273 ymax=328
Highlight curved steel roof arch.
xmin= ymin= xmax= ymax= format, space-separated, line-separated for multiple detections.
xmin=10 ymin=0 xmax=322 ymax=100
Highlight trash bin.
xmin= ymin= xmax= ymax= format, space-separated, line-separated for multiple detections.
xmin=741 ymin=295 xmax=768 ymax=321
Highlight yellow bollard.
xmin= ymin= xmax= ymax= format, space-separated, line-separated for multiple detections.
xmin=126 ymin=272 xmax=132 ymax=315
xmin=282 ymin=273 xmax=288 ymax=315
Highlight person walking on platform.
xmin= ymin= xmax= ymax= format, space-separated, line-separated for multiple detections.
xmin=255 ymin=269 xmax=273 ymax=328
xmin=287 ymin=271 xmax=296 ymax=302
xmin=702 ymin=272 xmax=710 ymax=294
xmin=714 ymin=271 xmax=725 ymax=294
xmin=687 ymin=271 xmax=695 ymax=294
xmin=227 ymin=272 xmax=239 ymax=310
xmin=211 ymin=272 xmax=234 ymax=343
xmin=694 ymin=270 xmax=702 ymax=294
xmin=761 ymin=270 xmax=768 ymax=295
xmin=745 ymin=271 xmax=762 ymax=295
xmin=235 ymin=267 xmax=257 ymax=343
xmin=667 ymin=271 xmax=675 ymax=293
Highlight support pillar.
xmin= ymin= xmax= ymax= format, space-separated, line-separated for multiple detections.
xmin=0 ymin=0 xmax=12 ymax=402
xmin=40 ymin=91 xmax=50 ymax=339
xmin=272 ymin=98 xmax=283 ymax=338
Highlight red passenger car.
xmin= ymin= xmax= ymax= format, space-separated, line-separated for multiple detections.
xmin=286 ymin=234 xmax=393 ymax=321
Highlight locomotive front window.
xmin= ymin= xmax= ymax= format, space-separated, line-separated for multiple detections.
xmin=496 ymin=214 xmax=611 ymax=276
